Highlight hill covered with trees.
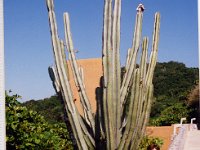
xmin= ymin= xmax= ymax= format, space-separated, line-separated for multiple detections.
xmin=23 ymin=61 xmax=199 ymax=126
xmin=22 ymin=95 xmax=65 ymax=124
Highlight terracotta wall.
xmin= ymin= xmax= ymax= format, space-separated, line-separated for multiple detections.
xmin=67 ymin=58 xmax=102 ymax=115
xmin=146 ymin=126 xmax=174 ymax=150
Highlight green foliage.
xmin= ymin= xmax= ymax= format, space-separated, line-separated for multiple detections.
xmin=153 ymin=61 xmax=198 ymax=98
xmin=139 ymin=136 xmax=163 ymax=150
xmin=23 ymin=95 xmax=78 ymax=148
xmin=150 ymin=103 xmax=191 ymax=126
xmin=187 ymin=84 xmax=199 ymax=123
xmin=23 ymin=95 xmax=65 ymax=124
xmin=150 ymin=61 xmax=198 ymax=123
xmin=6 ymin=93 xmax=73 ymax=150
xmin=122 ymin=62 xmax=198 ymax=126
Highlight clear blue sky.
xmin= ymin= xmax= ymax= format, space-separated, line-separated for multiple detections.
xmin=5 ymin=0 xmax=198 ymax=102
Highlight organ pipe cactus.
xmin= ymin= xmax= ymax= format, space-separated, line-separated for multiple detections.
xmin=46 ymin=0 xmax=160 ymax=149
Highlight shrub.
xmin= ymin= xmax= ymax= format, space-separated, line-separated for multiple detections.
xmin=6 ymin=93 xmax=73 ymax=150
xmin=139 ymin=136 xmax=163 ymax=150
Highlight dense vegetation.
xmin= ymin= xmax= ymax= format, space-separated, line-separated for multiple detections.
xmin=150 ymin=61 xmax=198 ymax=125
xmin=187 ymin=84 xmax=199 ymax=122
xmin=24 ymin=61 xmax=198 ymax=127
xmin=139 ymin=136 xmax=163 ymax=150
xmin=6 ymin=93 xmax=73 ymax=149
xmin=7 ymin=61 xmax=198 ymax=148
xmin=22 ymin=95 xmax=65 ymax=124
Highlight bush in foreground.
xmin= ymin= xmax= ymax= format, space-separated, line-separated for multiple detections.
xmin=6 ymin=93 xmax=73 ymax=150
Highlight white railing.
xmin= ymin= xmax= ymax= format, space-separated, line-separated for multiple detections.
xmin=168 ymin=124 xmax=188 ymax=150
xmin=168 ymin=118 xmax=197 ymax=150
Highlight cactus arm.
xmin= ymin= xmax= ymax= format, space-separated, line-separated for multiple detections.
xmin=46 ymin=0 xmax=74 ymax=113
xmin=123 ymin=69 xmax=141 ymax=150
xmin=139 ymin=84 xmax=153 ymax=137
xmin=119 ymin=12 xmax=160 ymax=149
xmin=48 ymin=66 xmax=60 ymax=93
xmin=78 ymin=67 xmax=91 ymax=126
xmin=111 ymin=0 xmax=122 ymax=147
xmin=102 ymin=2 xmax=110 ymax=148
xmin=79 ymin=67 xmax=86 ymax=89
xmin=137 ymin=37 xmax=149 ymax=132
xmin=134 ymin=16 xmax=160 ymax=147
xmin=102 ymin=0 xmax=115 ymax=149
xmin=63 ymin=13 xmax=95 ymax=135
xmin=141 ymin=84 xmax=153 ymax=135
xmin=105 ymin=49 xmax=114 ymax=150
xmin=140 ymin=37 xmax=148 ymax=79
xmin=120 ymin=6 xmax=144 ymax=108
xmin=134 ymin=37 xmax=149 ymax=127
xmin=95 ymin=86 xmax=106 ymax=146
xmin=77 ymin=66 xmax=91 ymax=126
xmin=130 ymin=37 xmax=149 ymax=147
xmin=46 ymin=0 xmax=90 ymax=149
xmin=129 ymin=84 xmax=153 ymax=150
xmin=65 ymin=108 xmax=82 ymax=149
xmin=125 ymin=48 xmax=131 ymax=72
xmin=145 ymin=12 xmax=160 ymax=86
xmin=77 ymin=115 xmax=95 ymax=149
xmin=131 ymin=13 xmax=160 ymax=148
xmin=60 ymin=40 xmax=70 ymax=81
xmin=133 ymin=14 xmax=160 ymax=148
xmin=129 ymin=44 xmax=149 ymax=149
xmin=118 ymin=69 xmax=139 ymax=150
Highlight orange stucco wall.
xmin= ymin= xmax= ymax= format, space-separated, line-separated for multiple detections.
xmin=146 ymin=126 xmax=174 ymax=150
xmin=67 ymin=58 xmax=102 ymax=115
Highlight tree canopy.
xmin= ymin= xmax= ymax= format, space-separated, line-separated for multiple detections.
xmin=150 ymin=61 xmax=198 ymax=123
xmin=6 ymin=93 xmax=73 ymax=149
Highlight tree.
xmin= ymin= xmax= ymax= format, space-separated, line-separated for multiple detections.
xmin=153 ymin=62 xmax=198 ymax=98
xmin=187 ymin=84 xmax=199 ymax=125
xmin=150 ymin=62 xmax=198 ymax=119
xmin=139 ymin=136 xmax=163 ymax=150
xmin=6 ymin=93 xmax=73 ymax=150
xmin=187 ymin=84 xmax=199 ymax=107
xmin=23 ymin=95 xmax=66 ymax=124
xmin=150 ymin=103 xmax=190 ymax=126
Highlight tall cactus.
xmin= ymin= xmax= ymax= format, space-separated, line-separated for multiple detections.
xmin=46 ymin=0 xmax=160 ymax=150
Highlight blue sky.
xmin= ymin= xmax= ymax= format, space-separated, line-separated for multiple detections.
xmin=5 ymin=0 xmax=198 ymax=101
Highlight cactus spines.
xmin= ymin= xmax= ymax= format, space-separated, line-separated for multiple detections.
xmin=46 ymin=0 xmax=160 ymax=149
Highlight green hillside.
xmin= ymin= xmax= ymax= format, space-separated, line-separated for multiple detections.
xmin=151 ymin=61 xmax=198 ymax=120
xmin=23 ymin=61 xmax=199 ymax=126
xmin=22 ymin=95 xmax=65 ymax=124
